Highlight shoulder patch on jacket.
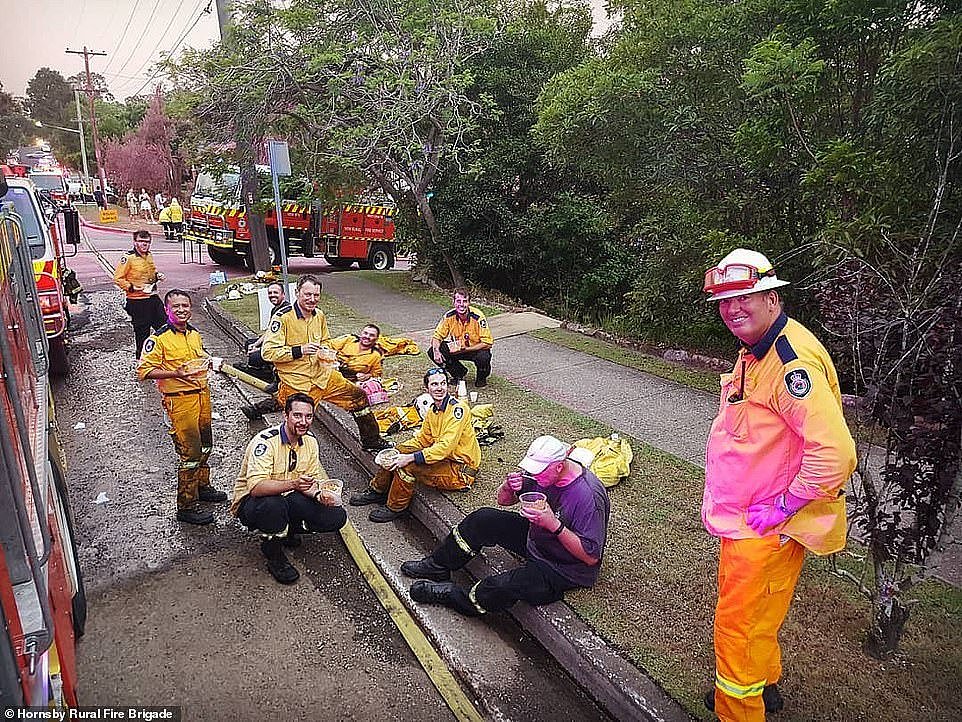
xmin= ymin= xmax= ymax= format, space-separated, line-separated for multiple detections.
xmin=269 ymin=319 xmax=282 ymax=333
xmin=775 ymin=336 xmax=798 ymax=365
xmin=453 ymin=404 xmax=464 ymax=420
xmin=784 ymin=368 xmax=812 ymax=399
xmin=142 ymin=338 xmax=155 ymax=353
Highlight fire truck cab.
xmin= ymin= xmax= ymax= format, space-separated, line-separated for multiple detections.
xmin=185 ymin=169 xmax=398 ymax=271
xmin=0 ymin=173 xmax=80 ymax=376
xmin=0 ymin=175 xmax=85 ymax=709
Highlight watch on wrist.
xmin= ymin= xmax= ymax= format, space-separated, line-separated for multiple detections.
xmin=551 ymin=520 xmax=565 ymax=536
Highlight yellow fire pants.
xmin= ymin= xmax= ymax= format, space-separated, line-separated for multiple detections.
xmin=370 ymin=438 xmax=476 ymax=511
xmin=162 ymin=390 xmax=212 ymax=510
xmin=712 ymin=535 xmax=805 ymax=722
xmin=277 ymin=370 xmax=368 ymax=413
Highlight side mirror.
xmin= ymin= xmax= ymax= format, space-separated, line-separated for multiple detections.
xmin=62 ymin=206 xmax=81 ymax=246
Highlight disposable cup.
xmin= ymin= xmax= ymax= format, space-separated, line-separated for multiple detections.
xmin=519 ymin=491 xmax=547 ymax=512
xmin=374 ymin=448 xmax=400 ymax=469
xmin=469 ymin=391 xmax=478 ymax=403
xmin=183 ymin=357 xmax=211 ymax=375
xmin=316 ymin=478 xmax=343 ymax=506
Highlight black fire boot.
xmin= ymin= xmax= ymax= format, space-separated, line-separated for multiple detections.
xmin=260 ymin=538 xmax=299 ymax=584
xmin=241 ymin=396 xmax=280 ymax=421
xmin=704 ymin=684 xmax=784 ymax=714
xmin=401 ymin=556 xmax=451 ymax=581
xmin=355 ymin=412 xmax=392 ymax=451
xmin=198 ymin=485 xmax=228 ymax=503
xmin=409 ymin=580 xmax=457 ymax=606
xmin=349 ymin=488 xmax=388 ymax=506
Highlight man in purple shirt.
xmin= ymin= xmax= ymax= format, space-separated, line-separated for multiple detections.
xmin=403 ymin=435 xmax=610 ymax=616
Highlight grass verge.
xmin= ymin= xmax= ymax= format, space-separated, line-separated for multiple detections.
xmin=211 ymin=276 xmax=962 ymax=722
xmin=532 ymin=327 xmax=720 ymax=394
xmin=353 ymin=270 xmax=501 ymax=317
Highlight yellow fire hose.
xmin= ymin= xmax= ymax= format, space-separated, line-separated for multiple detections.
xmin=338 ymin=520 xmax=483 ymax=722
xmin=221 ymin=361 xmax=481 ymax=719
xmin=219 ymin=362 xmax=271 ymax=392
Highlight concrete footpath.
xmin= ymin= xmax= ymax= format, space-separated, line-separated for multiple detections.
xmin=321 ymin=272 xmax=716 ymax=468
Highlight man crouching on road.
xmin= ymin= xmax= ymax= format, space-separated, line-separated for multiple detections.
xmin=349 ymin=367 xmax=480 ymax=523
xmin=138 ymin=289 xmax=228 ymax=526
xmin=230 ymin=392 xmax=348 ymax=584
xmin=402 ymin=435 xmax=609 ymax=616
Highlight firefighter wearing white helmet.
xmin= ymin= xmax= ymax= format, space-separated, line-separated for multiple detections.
xmin=702 ymin=249 xmax=856 ymax=721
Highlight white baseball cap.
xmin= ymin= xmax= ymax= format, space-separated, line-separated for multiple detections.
xmin=519 ymin=435 xmax=573 ymax=474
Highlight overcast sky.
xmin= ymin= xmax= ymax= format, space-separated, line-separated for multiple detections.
xmin=4 ymin=1 xmax=613 ymax=103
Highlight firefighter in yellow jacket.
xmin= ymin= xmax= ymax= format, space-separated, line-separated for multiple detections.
xmin=113 ymin=229 xmax=167 ymax=358
xmin=350 ymin=367 xmax=481 ymax=522
xmin=330 ymin=324 xmax=384 ymax=381
xmin=260 ymin=274 xmax=390 ymax=451
xmin=702 ymin=249 xmax=856 ymax=721
xmin=138 ymin=289 xmax=228 ymax=525
xmin=428 ymin=288 xmax=493 ymax=387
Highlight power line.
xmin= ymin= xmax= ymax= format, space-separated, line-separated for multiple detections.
xmin=112 ymin=0 xmax=165 ymax=79
xmin=121 ymin=0 xmax=198 ymax=84
xmin=128 ymin=0 xmax=214 ymax=98
xmin=102 ymin=0 xmax=144 ymax=73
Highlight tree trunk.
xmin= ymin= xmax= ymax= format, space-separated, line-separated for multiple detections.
xmin=240 ymin=158 xmax=271 ymax=272
xmin=863 ymin=592 xmax=910 ymax=659
xmin=417 ymin=191 xmax=464 ymax=288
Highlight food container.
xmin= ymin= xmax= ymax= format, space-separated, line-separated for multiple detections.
xmin=314 ymin=477 xmax=343 ymax=506
xmin=182 ymin=357 xmax=211 ymax=376
xmin=315 ymin=347 xmax=338 ymax=367
xmin=374 ymin=448 xmax=400 ymax=469
xmin=519 ymin=491 xmax=547 ymax=512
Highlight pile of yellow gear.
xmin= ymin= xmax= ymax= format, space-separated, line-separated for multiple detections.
xmin=574 ymin=435 xmax=633 ymax=488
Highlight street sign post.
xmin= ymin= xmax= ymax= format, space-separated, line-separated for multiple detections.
xmin=267 ymin=139 xmax=292 ymax=289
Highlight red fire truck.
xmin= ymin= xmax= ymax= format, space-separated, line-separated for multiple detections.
xmin=184 ymin=169 xmax=398 ymax=271
xmin=0 ymin=174 xmax=86 ymax=708
xmin=0 ymin=167 xmax=81 ymax=376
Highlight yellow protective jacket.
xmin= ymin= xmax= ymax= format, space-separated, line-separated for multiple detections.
xmin=230 ymin=424 xmax=321 ymax=514
xmin=113 ymin=249 xmax=159 ymax=300
xmin=136 ymin=323 xmax=209 ymax=396
xmin=403 ymin=394 xmax=480 ymax=469
xmin=158 ymin=207 xmax=173 ymax=223
xmin=261 ymin=304 xmax=333 ymax=393
xmin=433 ymin=306 xmax=493 ymax=348
xmin=329 ymin=334 xmax=383 ymax=378
xmin=703 ymin=314 xmax=856 ymax=555
xmin=168 ymin=199 xmax=183 ymax=223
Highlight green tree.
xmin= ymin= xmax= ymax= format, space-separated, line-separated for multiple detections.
xmin=169 ymin=0 xmax=498 ymax=281
xmin=25 ymin=67 xmax=80 ymax=166
xmin=0 ymin=87 xmax=33 ymax=159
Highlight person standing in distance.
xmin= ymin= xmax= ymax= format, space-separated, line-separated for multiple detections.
xmin=702 ymin=249 xmax=856 ymax=720
xmin=113 ymin=230 xmax=167 ymax=358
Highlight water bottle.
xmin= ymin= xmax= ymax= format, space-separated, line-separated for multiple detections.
xmin=457 ymin=380 xmax=468 ymax=400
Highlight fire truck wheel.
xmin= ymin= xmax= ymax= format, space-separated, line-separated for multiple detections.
xmin=49 ymin=335 xmax=69 ymax=377
xmin=207 ymin=245 xmax=244 ymax=267
xmin=324 ymin=256 xmax=355 ymax=269
xmin=367 ymin=245 xmax=395 ymax=271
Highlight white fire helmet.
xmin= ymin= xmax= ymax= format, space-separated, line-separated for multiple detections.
xmin=414 ymin=393 xmax=434 ymax=420
xmin=703 ymin=248 xmax=790 ymax=301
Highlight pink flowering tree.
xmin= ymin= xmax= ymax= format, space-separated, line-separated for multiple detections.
xmin=106 ymin=88 xmax=179 ymax=195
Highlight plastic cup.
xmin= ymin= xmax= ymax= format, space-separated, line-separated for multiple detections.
xmin=183 ymin=357 xmax=211 ymax=376
xmin=374 ymin=448 xmax=400 ymax=469
xmin=469 ymin=391 xmax=478 ymax=403
xmin=519 ymin=491 xmax=547 ymax=512
xmin=316 ymin=478 xmax=343 ymax=506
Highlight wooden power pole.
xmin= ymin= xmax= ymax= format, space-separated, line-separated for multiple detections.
xmin=65 ymin=47 xmax=108 ymax=200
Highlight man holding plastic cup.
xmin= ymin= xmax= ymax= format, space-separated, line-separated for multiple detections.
xmin=231 ymin=392 xmax=348 ymax=584
xmin=138 ymin=289 xmax=228 ymax=525
xmin=401 ymin=435 xmax=610 ymax=616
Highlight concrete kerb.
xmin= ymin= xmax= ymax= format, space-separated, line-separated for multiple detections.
xmin=204 ymin=298 xmax=693 ymax=722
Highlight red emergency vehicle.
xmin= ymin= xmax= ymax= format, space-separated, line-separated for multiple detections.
xmin=184 ymin=169 xmax=398 ymax=271
xmin=0 ymin=174 xmax=86 ymax=709
xmin=0 ymin=169 xmax=81 ymax=376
